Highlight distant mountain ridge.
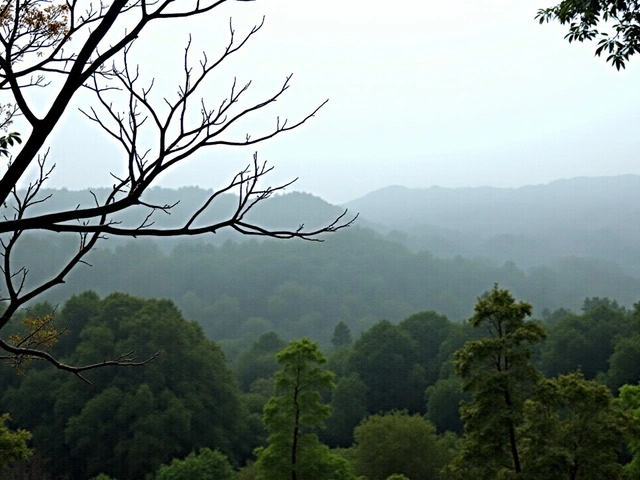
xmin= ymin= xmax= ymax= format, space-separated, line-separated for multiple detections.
xmin=343 ymin=175 xmax=640 ymax=275
xmin=11 ymin=178 xmax=640 ymax=323
xmin=344 ymin=175 xmax=640 ymax=232
xmin=15 ymin=175 xmax=640 ymax=276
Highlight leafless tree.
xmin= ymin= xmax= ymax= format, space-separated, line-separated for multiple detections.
xmin=0 ymin=0 xmax=355 ymax=381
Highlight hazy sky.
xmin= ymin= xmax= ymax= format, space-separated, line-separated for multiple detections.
xmin=42 ymin=0 xmax=640 ymax=204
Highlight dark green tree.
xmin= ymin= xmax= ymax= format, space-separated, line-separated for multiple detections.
xmin=616 ymin=382 xmax=640 ymax=477
xmin=323 ymin=373 xmax=368 ymax=447
xmin=606 ymin=334 xmax=640 ymax=391
xmin=399 ymin=310 xmax=452 ymax=385
xmin=349 ymin=320 xmax=424 ymax=413
xmin=331 ymin=321 xmax=353 ymax=348
xmin=539 ymin=300 xmax=629 ymax=379
xmin=256 ymin=338 xmax=354 ymax=480
xmin=235 ymin=332 xmax=287 ymax=391
xmin=425 ymin=376 xmax=468 ymax=435
xmin=2 ymin=292 xmax=248 ymax=480
xmin=536 ymin=0 xmax=640 ymax=70
xmin=453 ymin=285 xmax=546 ymax=478
xmin=520 ymin=372 xmax=632 ymax=479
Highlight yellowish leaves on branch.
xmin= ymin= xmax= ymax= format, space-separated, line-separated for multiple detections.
xmin=22 ymin=4 xmax=69 ymax=37
xmin=0 ymin=2 xmax=70 ymax=38
xmin=6 ymin=314 xmax=64 ymax=373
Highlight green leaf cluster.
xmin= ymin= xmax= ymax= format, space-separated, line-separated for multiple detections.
xmin=155 ymin=448 xmax=235 ymax=480
xmin=0 ymin=412 xmax=32 ymax=473
xmin=0 ymin=132 xmax=21 ymax=157
xmin=536 ymin=0 xmax=640 ymax=69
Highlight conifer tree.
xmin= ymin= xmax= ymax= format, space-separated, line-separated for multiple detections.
xmin=256 ymin=338 xmax=353 ymax=480
xmin=452 ymin=285 xmax=546 ymax=479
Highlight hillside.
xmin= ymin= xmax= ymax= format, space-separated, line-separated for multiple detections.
xmin=344 ymin=175 xmax=640 ymax=274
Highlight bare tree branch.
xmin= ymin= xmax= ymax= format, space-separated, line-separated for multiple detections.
xmin=0 ymin=338 xmax=160 ymax=384
xmin=0 ymin=0 xmax=357 ymax=374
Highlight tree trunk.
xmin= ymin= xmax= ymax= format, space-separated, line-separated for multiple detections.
xmin=505 ymin=390 xmax=521 ymax=473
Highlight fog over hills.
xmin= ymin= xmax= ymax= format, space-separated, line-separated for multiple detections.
xmin=17 ymin=174 xmax=640 ymax=278
xmin=12 ymin=175 xmax=640 ymax=322
xmin=344 ymin=175 xmax=640 ymax=275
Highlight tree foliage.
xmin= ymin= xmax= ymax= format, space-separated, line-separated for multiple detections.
xmin=520 ymin=372 xmax=632 ymax=480
xmin=323 ymin=372 xmax=368 ymax=448
xmin=616 ymin=383 xmax=640 ymax=477
xmin=425 ymin=376 xmax=468 ymax=435
xmin=0 ymin=412 xmax=32 ymax=474
xmin=155 ymin=448 xmax=235 ymax=480
xmin=606 ymin=333 xmax=640 ymax=391
xmin=235 ymin=332 xmax=287 ymax=391
xmin=349 ymin=320 xmax=424 ymax=413
xmin=453 ymin=285 xmax=546 ymax=478
xmin=539 ymin=299 xmax=630 ymax=379
xmin=331 ymin=321 xmax=353 ymax=348
xmin=1 ymin=292 xmax=248 ymax=480
xmin=256 ymin=338 xmax=353 ymax=480
xmin=0 ymin=132 xmax=21 ymax=157
xmin=399 ymin=310 xmax=452 ymax=385
xmin=352 ymin=411 xmax=453 ymax=480
xmin=537 ymin=0 xmax=640 ymax=69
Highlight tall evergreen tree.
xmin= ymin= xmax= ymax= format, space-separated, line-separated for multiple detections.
xmin=256 ymin=338 xmax=353 ymax=480
xmin=331 ymin=322 xmax=353 ymax=348
xmin=452 ymin=285 xmax=546 ymax=479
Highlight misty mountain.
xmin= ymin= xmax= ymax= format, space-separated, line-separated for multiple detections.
xmin=17 ymin=176 xmax=640 ymax=277
xmin=344 ymin=175 xmax=640 ymax=275
xmin=11 ymin=180 xmax=640 ymax=340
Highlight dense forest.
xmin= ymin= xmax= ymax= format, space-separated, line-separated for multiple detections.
xmin=17 ymin=226 xmax=640 ymax=354
xmin=2 ymin=288 xmax=640 ymax=479
xmin=3 ymin=183 xmax=640 ymax=478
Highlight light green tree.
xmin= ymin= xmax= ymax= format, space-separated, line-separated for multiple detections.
xmin=255 ymin=338 xmax=354 ymax=480
xmin=615 ymin=383 xmax=640 ymax=478
xmin=0 ymin=413 xmax=32 ymax=474
xmin=452 ymin=285 xmax=546 ymax=479
xmin=352 ymin=410 xmax=454 ymax=480
xmin=155 ymin=448 xmax=235 ymax=480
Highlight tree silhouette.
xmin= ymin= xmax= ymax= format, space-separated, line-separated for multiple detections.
xmin=0 ymin=0 xmax=354 ymax=379
xmin=537 ymin=0 xmax=640 ymax=70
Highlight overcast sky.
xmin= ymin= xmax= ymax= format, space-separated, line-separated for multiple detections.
xmin=44 ymin=0 xmax=640 ymax=204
